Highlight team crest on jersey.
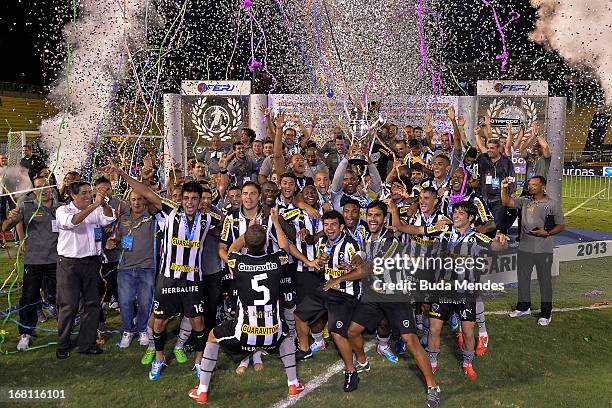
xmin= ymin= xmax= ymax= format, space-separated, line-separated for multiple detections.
xmin=338 ymin=252 xmax=345 ymax=261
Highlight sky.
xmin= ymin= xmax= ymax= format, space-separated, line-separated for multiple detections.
xmin=0 ymin=0 xmax=603 ymax=101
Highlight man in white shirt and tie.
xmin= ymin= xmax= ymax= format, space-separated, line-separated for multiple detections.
xmin=55 ymin=180 xmax=116 ymax=359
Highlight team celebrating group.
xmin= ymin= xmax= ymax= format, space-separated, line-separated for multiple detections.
xmin=8 ymin=105 xmax=564 ymax=407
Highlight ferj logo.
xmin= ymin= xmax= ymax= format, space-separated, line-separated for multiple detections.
xmin=494 ymin=83 xmax=531 ymax=93
xmin=197 ymin=82 xmax=236 ymax=93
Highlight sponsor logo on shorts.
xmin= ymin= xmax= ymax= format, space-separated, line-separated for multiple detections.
xmin=153 ymin=301 xmax=162 ymax=315
xmin=161 ymin=285 xmax=200 ymax=294
xmin=241 ymin=324 xmax=279 ymax=335
xmin=402 ymin=320 xmax=410 ymax=328
xmin=336 ymin=321 xmax=343 ymax=329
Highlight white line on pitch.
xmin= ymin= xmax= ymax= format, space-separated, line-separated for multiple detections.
xmin=564 ymin=188 xmax=607 ymax=216
xmin=580 ymin=206 xmax=612 ymax=214
xmin=269 ymin=341 xmax=376 ymax=408
xmin=269 ymin=303 xmax=611 ymax=408
xmin=484 ymin=304 xmax=612 ymax=315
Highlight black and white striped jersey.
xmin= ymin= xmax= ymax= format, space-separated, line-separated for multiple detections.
xmin=295 ymin=212 xmax=323 ymax=272
xmin=220 ymin=207 xmax=294 ymax=256
xmin=275 ymin=198 xmax=302 ymax=263
xmin=226 ymin=250 xmax=288 ymax=346
xmin=158 ymin=200 xmax=221 ymax=282
xmin=421 ymin=176 xmax=450 ymax=194
xmin=395 ymin=199 xmax=415 ymax=224
xmin=431 ymin=226 xmax=492 ymax=291
xmin=364 ymin=228 xmax=401 ymax=262
xmin=220 ymin=208 xmax=273 ymax=254
xmin=401 ymin=210 xmax=451 ymax=260
xmin=315 ymin=232 xmax=363 ymax=298
xmin=411 ymin=183 xmax=424 ymax=198
xmin=439 ymin=190 xmax=493 ymax=226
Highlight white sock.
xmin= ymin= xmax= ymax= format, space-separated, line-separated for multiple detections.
xmin=175 ymin=316 xmax=192 ymax=349
xmin=311 ymin=331 xmax=324 ymax=344
xmin=283 ymin=306 xmax=296 ymax=341
xmin=476 ymin=300 xmax=487 ymax=336
xmin=147 ymin=326 xmax=155 ymax=350
xmin=238 ymin=356 xmax=250 ymax=368
xmin=253 ymin=350 xmax=263 ymax=365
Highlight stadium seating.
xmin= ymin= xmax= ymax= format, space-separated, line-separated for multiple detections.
xmin=0 ymin=94 xmax=57 ymax=139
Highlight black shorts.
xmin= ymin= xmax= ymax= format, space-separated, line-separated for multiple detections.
xmin=351 ymin=302 xmax=417 ymax=335
xmin=428 ymin=301 xmax=476 ymax=322
xmin=295 ymin=270 xmax=324 ymax=304
xmin=280 ymin=263 xmax=297 ymax=305
xmin=213 ymin=319 xmax=285 ymax=363
xmin=295 ymin=286 xmax=358 ymax=338
xmin=153 ymin=276 xmax=204 ymax=319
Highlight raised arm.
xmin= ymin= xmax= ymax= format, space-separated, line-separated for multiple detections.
xmin=261 ymin=106 xmax=275 ymax=140
xmin=519 ymin=126 xmax=539 ymax=158
xmin=367 ymin=160 xmax=382 ymax=195
xmin=2 ymin=207 xmax=22 ymax=232
xmin=423 ymin=111 xmax=435 ymax=151
xmin=457 ymin=115 xmax=468 ymax=146
xmin=60 ymin=192 xmax=111 ymax=227
xmin=448 ymin=107 xmax=462 ymax=149
xmin=298 ymin=113 xmax=318 ymax=149
xmin=513 ymin=125 xmax=525 ymax=150
xmin=273 ymin=112 xmax=287 ymax=174
xmin=474 ymin=126 xmax=487 ymax=154
xmin=535 ymin=121 xmax=551 ymax=158
xmin=99 ymin=162 xmax=162 ymax=210
xmin=501 ymin=178 xmax=515 ymax=208
xmin=483 ymin=114 xmax=493 ymax=140
xmin=330 ymin=155 xmax=350 ymax=194
xmin=504 ymin=122 xmax=513 ymax=157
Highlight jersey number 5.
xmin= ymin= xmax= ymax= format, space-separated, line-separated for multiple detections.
xmin=251 ymin=273 xmax=270 ymax=305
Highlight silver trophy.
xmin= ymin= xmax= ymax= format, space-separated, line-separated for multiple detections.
xmin=346 ymin=101 xmax=386 ymax=166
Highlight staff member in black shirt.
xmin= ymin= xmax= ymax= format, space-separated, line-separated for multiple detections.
xmin=475 ymin=139 xmax=516 ymax=234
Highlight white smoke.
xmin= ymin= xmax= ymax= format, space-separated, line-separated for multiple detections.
xmin=0 ymin=166 xmax=33 ymax=202
xmin=530 ymin=0 xmax=612 ymax=104
xmin=39 ymin=0 xmax=148 ymax=180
